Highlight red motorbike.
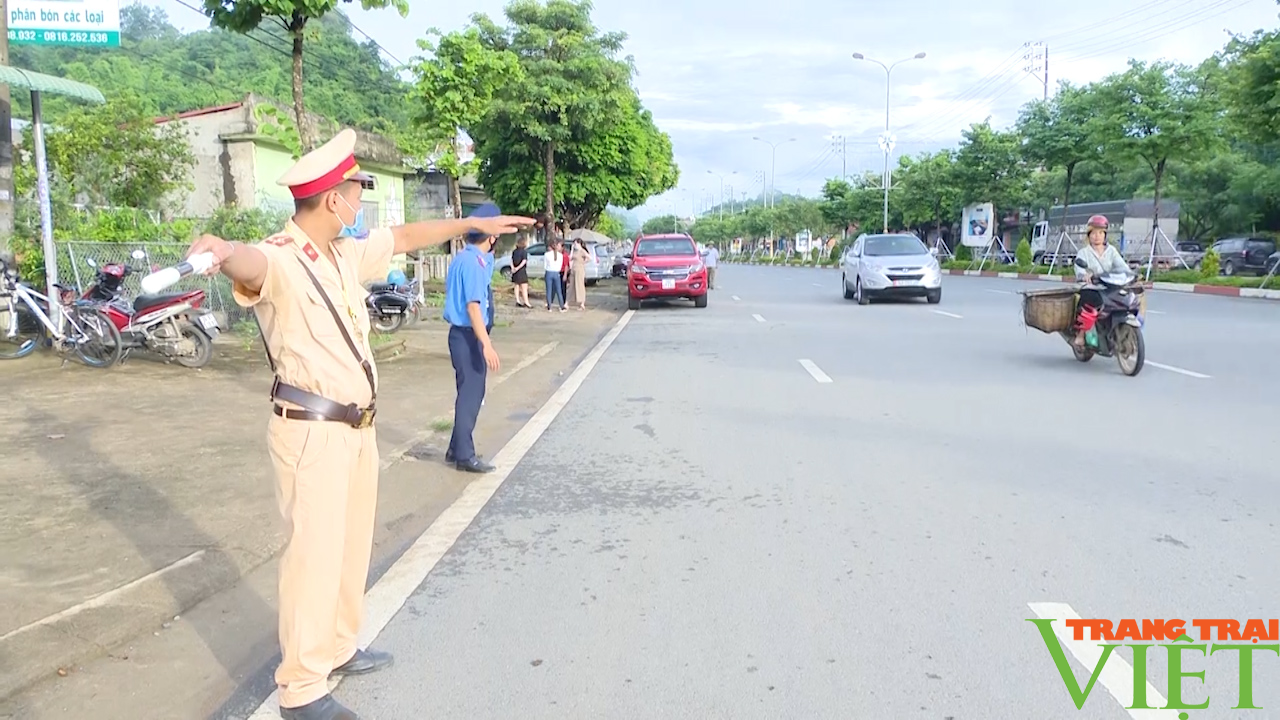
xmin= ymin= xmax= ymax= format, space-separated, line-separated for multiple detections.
xmin=82 ymin=250 xmax=219 ymax=368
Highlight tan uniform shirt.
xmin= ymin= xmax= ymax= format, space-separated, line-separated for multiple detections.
xmin=233 ymin=220 xmax=395 ymax=407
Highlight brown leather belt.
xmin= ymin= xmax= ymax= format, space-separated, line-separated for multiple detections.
xmin=271 ymin=377 xmax=376 ymax=429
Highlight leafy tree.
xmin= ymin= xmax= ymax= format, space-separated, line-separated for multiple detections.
xmin=14 ymin=94 xmax=194 ymax=211
xmin=201 ymin=0 xmax=409 ymax=150
xmin=895 ymin=150 xmax=959 ymax=239
xmin=1091 ymin=61 xmax=1221 ymax=232
xmin=469 ymin=0 xmax=634 ymax=217
xmin=594 ymin=210 xmax=626 ymax=239
xmin=1016 ymin=82 xmax=1102 ymax=222
xmin=951 ymin=121 xmax=1030 ymax=219
xmin=1217 ymin=28 xmax=1280 ymax=153
xmin=410 ymin=27 xmax=522 ymax=223
xmin=1167 ymin=151 xmax=1267 ymax=241
xmin=642 ymin=214 xmax=680 ymax=235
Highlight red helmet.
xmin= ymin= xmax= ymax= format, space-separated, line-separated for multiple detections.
xmin=1087 ymin=214 xmax=1109 ymax=230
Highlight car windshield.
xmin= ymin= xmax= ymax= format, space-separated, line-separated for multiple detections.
xmin=864 ymin=235 xmax=927 ymax=256
xmin=635 ymin=238 xmax=697 ymax=257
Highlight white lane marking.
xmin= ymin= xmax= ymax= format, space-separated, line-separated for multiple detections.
xmin=811 ymin=283 xmax=822 ymax=287
xmin=985 ymin=289 xmax=1012 ymax=295
xmin=1147 ymin=310 xmax=1165 ymax=315
xmin=1 ymin=550 xmax=206 ymax=643
xmin=932 ymin=310 xmax=963 ymax=319
xmin=1027 ymin=602 xmax=1176 ymax=719
xmin=797 ymin=359 xmax=833 ymax=383
xmin=732 ymin=295 xmax=741 ymax=301
xmin=380 ymin=341 xmax=560 ymax=470
xmin=752 ymin=314 xmax=766 ymax=323
xmin=1147 ymin=361 xmax=1211 ymax=379
xmin=249 ymin=312 xmax=634 ymax=719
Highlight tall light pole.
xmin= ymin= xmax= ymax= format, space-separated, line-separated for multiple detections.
xmin=706 ymin=170 xmax=737 ymax=220
xmin=752 ymin=136 xmax=796 ymax=209
xmin=852 ymin=50 xmax=926 ymax=233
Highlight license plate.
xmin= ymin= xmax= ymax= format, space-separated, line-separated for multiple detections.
xmin=195 ymin=314 xmax=218 ymax=330
xmin=385 ymin=307 xmax=403 ymax=313
xmin=661 ymin=279 xmax=675 ymax=289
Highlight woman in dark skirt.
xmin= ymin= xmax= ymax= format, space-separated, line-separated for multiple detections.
xmin=511 ymin=235 xmax=531 ymax=308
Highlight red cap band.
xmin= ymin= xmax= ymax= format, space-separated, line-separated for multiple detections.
xmin=289 ymin=155 xmax=360 ymax=199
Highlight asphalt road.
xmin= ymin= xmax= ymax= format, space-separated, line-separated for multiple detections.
xmin=335 ymin=265 xmax=1280 ymax=719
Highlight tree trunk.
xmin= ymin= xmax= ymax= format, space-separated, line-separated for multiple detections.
xmin=290 ymin=18 xmax=316 ymax=152
xmin=543 ymin=141 xmax=556 ymax=219
xmin=448 ymin=172 xmax=463 ymax=254
xmin=1061 ymin=161 xmax=1076 ymax=247
xmin=1152 ymin=157 xmax=1165 ymax=228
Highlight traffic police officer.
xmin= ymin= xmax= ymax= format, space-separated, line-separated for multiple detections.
xmin=443 ymin=203 xmax=503 ymax=473
xmin=185 ymin=130 xmax=532 ymax=720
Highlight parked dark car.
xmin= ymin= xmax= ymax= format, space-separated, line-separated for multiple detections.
xmin=1175 ymin=241 xmax=1206 ymax=269
xmin=1208 ymin=237 xmax=1277 ymax=276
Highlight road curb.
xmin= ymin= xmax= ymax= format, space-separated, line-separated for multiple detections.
xmin=942 ymin=269 xmax=1280 ymax=302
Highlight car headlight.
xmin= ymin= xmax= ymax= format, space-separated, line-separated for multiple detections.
xmin=691 ymin=262 xmax=705 ymax=274
xmin=630 ymin=264 xmax=647 ymax=274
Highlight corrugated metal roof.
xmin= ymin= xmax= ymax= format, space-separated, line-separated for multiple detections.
xmin=0 ymin=66 xmax=104 ymax=104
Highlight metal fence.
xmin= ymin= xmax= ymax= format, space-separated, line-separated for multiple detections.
xmin=55 ymin=241 xmax=457 ymax=328
xmin=56 ymin=241 xmax=251 ymax=328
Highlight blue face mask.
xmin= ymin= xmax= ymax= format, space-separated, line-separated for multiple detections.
xmin=335 ymin=195 xmax=366 ymax=239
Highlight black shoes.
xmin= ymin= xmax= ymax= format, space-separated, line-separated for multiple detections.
xmin=456 ymin=457 xmax=495 ymax=473
xmin=280 ymin=695 xmax=358 ymax=720
xmin=332 ymin=648 xmax=394 ymax=676
xmin=444 ymin=448 xmax=455 ymax=463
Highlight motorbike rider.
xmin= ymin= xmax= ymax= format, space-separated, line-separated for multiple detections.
xmin=1072 ymin=214 xmax=1130 ymax=348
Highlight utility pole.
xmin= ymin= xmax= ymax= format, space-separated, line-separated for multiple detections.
xmin=831 ymin=135 xmax=846 ymax=179
xmin=1023 ymin=42 xmax=1048 ymax=101
xmin=853 ymin=51 xmax=926 ymax=234
xmin=752 ymin=136 xmax=796 ymax=209
xmin=0 ymin=0 xmax=14 ymax=255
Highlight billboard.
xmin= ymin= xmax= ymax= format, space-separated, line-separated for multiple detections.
xmin=9 ymin=0 xmax=120 ymax=46
xmin=960 ymin=202 xmax=995 ymax=248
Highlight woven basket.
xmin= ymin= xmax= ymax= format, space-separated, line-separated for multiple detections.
xmin=1021 ymin=287 xmax=1078 ymax=334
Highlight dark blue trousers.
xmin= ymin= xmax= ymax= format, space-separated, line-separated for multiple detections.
xmin=545 ymin=272 xmax=564 ymax=309
xmin=447 ymin=325 xmax=487 ymax=461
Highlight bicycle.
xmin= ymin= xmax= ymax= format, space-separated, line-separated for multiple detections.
xmin=0 ymin=257 xmax=123 ymax=367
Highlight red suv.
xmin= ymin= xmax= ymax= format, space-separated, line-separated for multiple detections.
xmin=626 ymin=233 xmax=708 ymax=310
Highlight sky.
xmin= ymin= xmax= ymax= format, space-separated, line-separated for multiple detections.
xmin=158 ymin=0 xmax=1280 ymax=221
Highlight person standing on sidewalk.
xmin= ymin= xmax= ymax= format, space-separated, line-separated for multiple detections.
xmin=544 ymin=240 xmax=566 ymax=311
xmin=704 ymin=243 xmax=720 ymax=289
xmin=443 ymin=203 xmax=505 ymax=474
xmin=183 ymin=130 xmax=532 ymax=720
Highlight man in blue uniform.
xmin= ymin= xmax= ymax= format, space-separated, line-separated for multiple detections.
xmin=443 ymin=203 xmax=502 ymax=473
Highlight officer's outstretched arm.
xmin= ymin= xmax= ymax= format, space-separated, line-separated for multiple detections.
xmin=187 ymin=234 xmax=268 ymax=295
xmin=391 ymin=215 xmax=537 ymax=255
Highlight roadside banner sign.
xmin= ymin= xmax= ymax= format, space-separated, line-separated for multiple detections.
xmin=9 ymin=0 xmax=120 ymax=47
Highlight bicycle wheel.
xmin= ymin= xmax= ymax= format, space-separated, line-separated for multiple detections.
xmin=68 ymin=305 xmax=122 ymax=368
xmin=0 ymin=297 xmax=42 ymax=359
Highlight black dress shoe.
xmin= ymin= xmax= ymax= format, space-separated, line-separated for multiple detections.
xmin=332 ymin=648 xmax=394 ymax=676
xmin=455 ymin=457 xmax=495 ymax=473
xmin=280 ymin=695 xmax=359 ymax=720
xmin=444 ymin=448 xmax=455 ymax=463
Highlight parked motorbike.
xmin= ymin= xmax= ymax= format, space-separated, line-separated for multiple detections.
xmin=366 ymin=277 xmax=421 ymax=333
xmin=1062 ymin=256 xmax=1146 ymax=376
xmin=83 ymin=250 xmax=219 ymax=369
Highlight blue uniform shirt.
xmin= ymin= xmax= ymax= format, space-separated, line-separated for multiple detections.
xmin=443 ymin=244 xmax=491 ymax=327
xmin=485 ymin=250 xmax=496 ymax=328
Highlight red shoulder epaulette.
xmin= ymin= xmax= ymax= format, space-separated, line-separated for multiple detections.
xmin=264 ymin=233 xmax=293 ymax=247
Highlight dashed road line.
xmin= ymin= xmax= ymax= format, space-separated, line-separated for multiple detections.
xmin=985 ymin=289 xmax=1012 ymax=295
xmin=732 ymin=295 xmax=741 ymax=301
xmin=1147 ymin=361 xmax=1211 ymax=379
xmin=1027 ymin=602 xmax=1177 ymax=720
xmin=752 ymin=314 xmax=766 ymax=323
xmin=932 ymin=310 xmax=963 ymax=319
xmin=797 ymin=359 xmax=833 ymax=383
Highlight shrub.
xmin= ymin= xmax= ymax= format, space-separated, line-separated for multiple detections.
xmin=1198 ymin=249 xmax=1219 ymax=280
xmin=1015 ymin=239 xmax=1033 ymax=270
xmin=955 ymin=244 xmax=972 ymax=261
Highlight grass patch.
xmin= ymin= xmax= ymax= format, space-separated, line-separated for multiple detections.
xmin=430 ymin=417 xmax=454 ymax=432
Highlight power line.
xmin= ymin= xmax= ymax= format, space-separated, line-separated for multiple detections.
xmin=1052 ymin=0 xmax=1222 ymax=54
xmin=1035 ymin=0 xmax=1175 ymax=43
xmin=1057 ymin=0 xmax=1257 ymax=64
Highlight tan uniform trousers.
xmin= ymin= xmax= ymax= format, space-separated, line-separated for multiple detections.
xmin=267 ymin=414 xmax=379 ymax=708
xmin=707 ymin=266 xmax=717 ymax=289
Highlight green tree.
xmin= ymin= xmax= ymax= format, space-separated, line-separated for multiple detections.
xmin=952 ymin=121 xmax=1029 ymax=218
xmin=642 ymin=214 xmax=679 ymax=235
xmin=15 ymin=94 xmax=194 ymax=211
xmin=410 ymin=26 xmax=521 ymax=225
xmin=470 ymin=0 xmax=633 ymax=218
xmin=594 ymin=210 xmax=626 ymax=239
xmin=201 ymin=0 xmax=409 ymax=151
xmin=895 ymin=150 xmax=959 ymax=239
xmin=1016 ymin=82 xmax=1103 ymax=223
xmin=1091 ymin=61 xmax=1221 ymax=232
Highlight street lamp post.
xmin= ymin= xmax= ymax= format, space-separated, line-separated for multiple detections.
xmin=751 ymin=137 xmax=796 ymax=209
xmin=706 ymin=170 xmax=737 ymax=220
xmin=852 ymin=50 xmax=926 ymax=233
